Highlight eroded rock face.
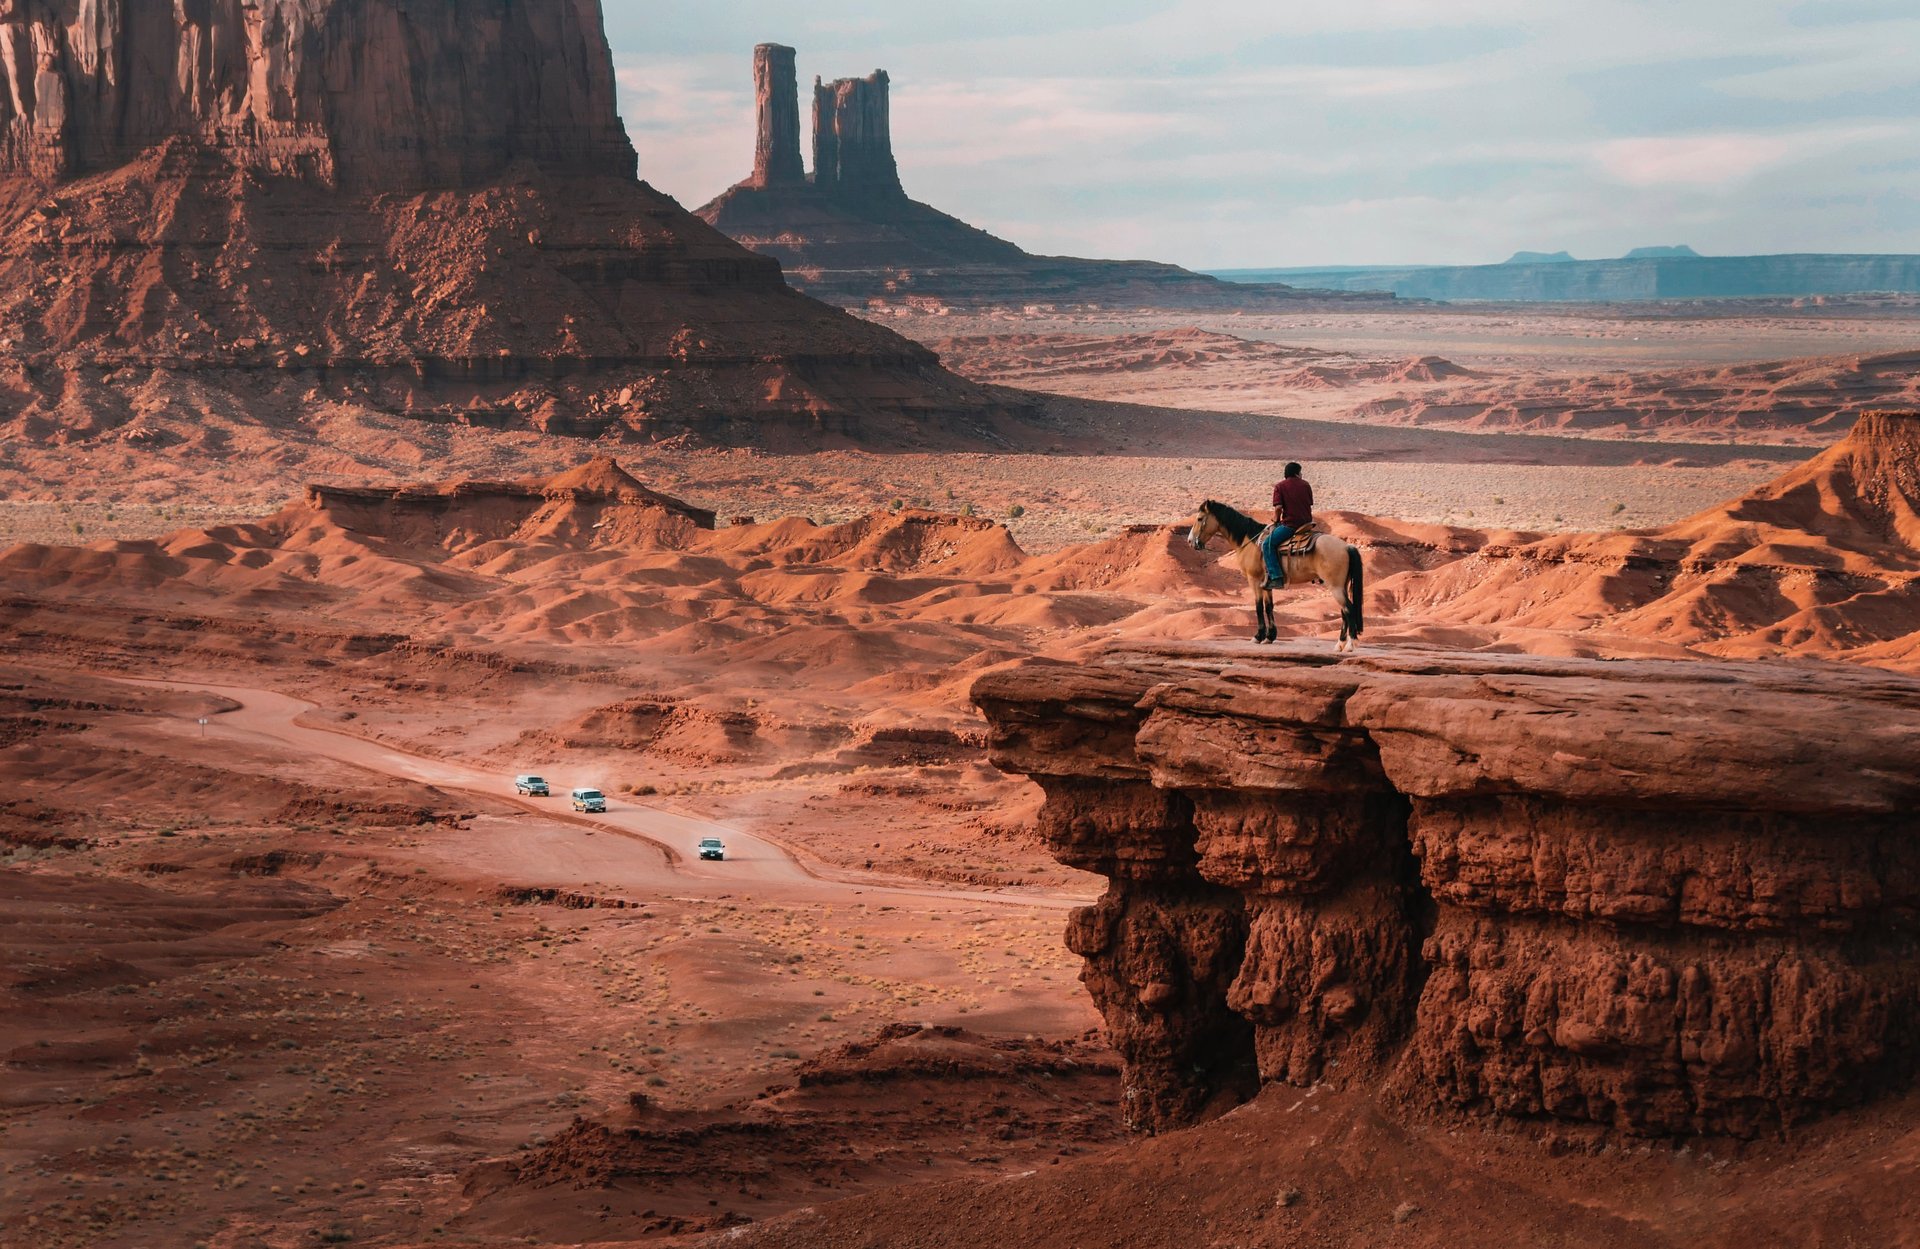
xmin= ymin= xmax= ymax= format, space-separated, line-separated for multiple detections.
xmin=812 ymin=70 xmax=902 ymax=202
xmin=974 ymin=644 xmax=1920 ymax=1137
xmin=0 ymin=0 xmax=635 ymax=187
xmin=751 ymin=42 xmax=804 ymax=188
xmin=0 ymin=6 xmax=1019 ymax=446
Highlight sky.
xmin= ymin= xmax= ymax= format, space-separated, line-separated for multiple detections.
xmin=603 ymin=1 xmax=1920 ymax=270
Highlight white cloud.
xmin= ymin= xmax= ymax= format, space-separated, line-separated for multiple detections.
xmin=1593 ymin=134 xmax=1800 ymax=188
xmin=1594 ymin=124 xmax=1911 ymax=189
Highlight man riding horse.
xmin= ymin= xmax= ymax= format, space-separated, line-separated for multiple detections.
xmin=1263 ymin=462 xmax=1313 ymax=589
xmin=1188 ymin=465 xmax=1363 ymax=650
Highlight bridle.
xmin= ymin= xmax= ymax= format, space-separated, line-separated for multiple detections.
xmin=1187 ymin=505 xmax=1218 ymax=551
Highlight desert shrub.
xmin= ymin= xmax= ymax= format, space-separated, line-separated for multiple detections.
xmin=1008 ymin=504 xmax=1025 ymax=518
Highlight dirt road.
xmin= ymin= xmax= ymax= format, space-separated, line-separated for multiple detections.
xmin=107 ymin=675 xmax=1085 ymax=912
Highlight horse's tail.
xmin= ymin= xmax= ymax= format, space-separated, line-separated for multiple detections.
xmin=1344 ymin=544 xmax=1364 ymax=638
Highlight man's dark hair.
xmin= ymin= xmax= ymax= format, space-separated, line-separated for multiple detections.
xmin=1284 ymin=462 xmax=1302 ymax=478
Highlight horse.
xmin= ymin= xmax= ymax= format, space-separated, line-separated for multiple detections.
xmin=1188 ymin=500 xmax=1364 ymax=650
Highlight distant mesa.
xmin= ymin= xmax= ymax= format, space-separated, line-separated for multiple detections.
xmin=1223 ymin=241 xmax=1920 ymax=302
xmin=1623 ymin=244 xmax=1702 ymax=259
xmin=698 ymin=44 xmax=1388 ymax=310
xmin=1505 ymin=246 xmax=1701 ymax=264
xmin=0 ymin=3 xmax=1012 ymax=447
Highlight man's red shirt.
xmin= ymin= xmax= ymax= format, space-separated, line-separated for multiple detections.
xmin=1272 ymin=477 xmax=1314 ymax=528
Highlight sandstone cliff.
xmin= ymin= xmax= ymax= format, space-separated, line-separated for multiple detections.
xmin=975 ymin=644 xmax=1920 ymax=1137
xmin=812 ymin=70 xmax=903 ymax=203
xmin=0 ymin=0 xmax=636 ymax=188
xmin=0 ymin=2 xmax=1020 ymax=447
xmin=697 ymin=45 xmax=1386 ymax=311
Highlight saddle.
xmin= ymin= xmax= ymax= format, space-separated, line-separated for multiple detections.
xmin=1263 ymin=520 xmax=1322 ymax=557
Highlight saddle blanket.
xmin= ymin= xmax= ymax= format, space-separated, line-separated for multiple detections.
xmin=1262 ymin=521 xmax=1321 ymax=556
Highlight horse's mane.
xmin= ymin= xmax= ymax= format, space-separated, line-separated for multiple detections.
xmin=1201 ymin=500 xmax=1265 ymax=543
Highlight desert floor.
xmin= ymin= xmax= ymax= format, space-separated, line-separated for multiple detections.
xmin=4 ymin=301 xmax=1918 ymax=1247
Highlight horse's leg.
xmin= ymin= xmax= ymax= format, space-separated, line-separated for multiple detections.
xmin=1248 ymin=576 xmax=1264 ymax=642
xmin=1257 ymin=587 xmax=1270 ymax=643
xmin=1335 ymin=565 xmax=1356 ymax=652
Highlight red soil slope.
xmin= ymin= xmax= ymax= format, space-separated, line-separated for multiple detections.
xmin=1375 ymin=409 xmax=1920 ymax=666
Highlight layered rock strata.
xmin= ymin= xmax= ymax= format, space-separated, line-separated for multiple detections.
xmin=0 ymin=2 xmax=1015 ymax=446
xmin=974 ymin=644 xmax=1920 ymax=1136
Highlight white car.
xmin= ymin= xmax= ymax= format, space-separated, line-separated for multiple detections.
xmin=570 ymin=787 xmax=607 ymax=814
xmin=514 ymin=774 xmax=550 ymax=797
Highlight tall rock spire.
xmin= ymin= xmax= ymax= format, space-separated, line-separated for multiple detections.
xmin=812 ymin=70 xmax=903 ymax=201
xmin=750 ymin=42 xmax=804 ymax=187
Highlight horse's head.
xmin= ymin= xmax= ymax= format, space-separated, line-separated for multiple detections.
xmin=1189 ymin=502 xmax=1221 ymax=551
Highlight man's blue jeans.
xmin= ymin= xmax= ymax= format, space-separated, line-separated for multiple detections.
xmin=1261 ymin=523 xmax=1296 ymax=585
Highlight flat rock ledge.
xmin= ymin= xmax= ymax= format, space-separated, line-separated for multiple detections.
xmin=972 ymin=642 xmax=1920 ymax=1137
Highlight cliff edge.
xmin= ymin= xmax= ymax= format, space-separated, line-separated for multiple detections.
xmin=974 ymin=644 xmax=1920 ymax=1138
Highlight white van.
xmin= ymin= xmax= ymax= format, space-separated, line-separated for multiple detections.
xmin=570 ymin=787 xmax=607 ymax=814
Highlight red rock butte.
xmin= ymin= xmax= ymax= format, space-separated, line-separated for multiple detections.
xmin=698 ymin=44 xmax=1390 ymax=310
xmin=0 ymin=2 xmax=1014 ymax=445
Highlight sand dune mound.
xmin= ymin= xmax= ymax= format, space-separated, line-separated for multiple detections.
xmin=1386 ymin=354 xmax=1477 ymax=383
xmin=1015 ymin=523 xmax=1240 ymax=596
xmin=297 ymin=458 xmax=716 ymax=559
xmin=1384 ymin=410 xmax=1920 ymax=664
xmin=0 ymin=458 xmax=716 ymax=616
xmin=0 ymin=458 xmax=1258 ymax=720
xmin=740 ymin=509 xmax=1029 ymax=577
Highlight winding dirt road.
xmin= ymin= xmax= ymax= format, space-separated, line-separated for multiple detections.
xmin=109 ymin=675 xmax=1084 ymax=912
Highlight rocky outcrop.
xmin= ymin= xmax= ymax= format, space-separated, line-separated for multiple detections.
xmin=698 ymin=45 xmax=1388 ymax=311
xmin=297 ymin=457 xmax=716 ymax=552
xmin=0 ymin=0 xmax=635 ymax=188
xmin=751 ymin=43 xmax=804 ymax=188
xmin=974 ymin=644 xmax=1920 ymax=1137
xmin=0 ymin=4 xmax=1023 ymax=447
xmin=812 ymin=70 xmax=902 ymax=202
